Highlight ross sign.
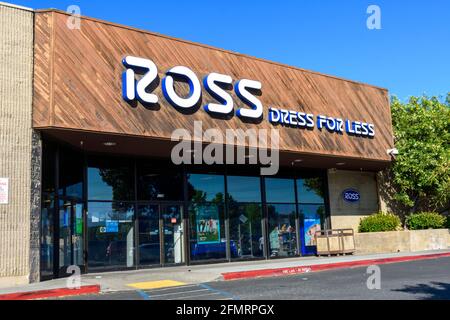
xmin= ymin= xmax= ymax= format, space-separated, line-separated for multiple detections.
xmin=121 ymin=56 xmax=376 ymax=137
xmin=196 ymin=205 xmax=221 ymax=244
xmin=0 ymin=178 xmax=9 ymax=205
xmin=122 ymin=56 xmax=262 ymax=120
xmin=343 ymin=189 xmax=361 ymax=203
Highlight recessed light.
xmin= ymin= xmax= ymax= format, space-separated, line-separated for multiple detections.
xmin=336 ymin=162 xmax=346 ymax=166
xmin=103 ymin=142 xmax=117 ymax=147
xmin=294 ymin=159 xmax=303 ymax=163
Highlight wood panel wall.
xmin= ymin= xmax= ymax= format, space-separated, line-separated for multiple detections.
xmin=33 ymin=10 xmax=394 ymax=163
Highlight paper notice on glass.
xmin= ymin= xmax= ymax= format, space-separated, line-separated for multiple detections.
xmin=0 ymin=178 xmax=9 ymax=205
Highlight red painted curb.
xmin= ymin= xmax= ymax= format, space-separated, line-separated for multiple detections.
xmin=0 ymin=285 xmax=101 ymax=301
xmin=222 ymin=252 xmax=450 ymax=281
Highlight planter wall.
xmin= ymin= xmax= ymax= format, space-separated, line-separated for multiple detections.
xmin=355 ymin=229 xmax=450 ymax=255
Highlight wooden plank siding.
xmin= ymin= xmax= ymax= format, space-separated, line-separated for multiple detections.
xmin=33 ymin=10 xmax=394 ymax=163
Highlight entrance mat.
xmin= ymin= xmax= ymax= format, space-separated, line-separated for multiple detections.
xmin=127 ymin=280 xmax=187 ymax=290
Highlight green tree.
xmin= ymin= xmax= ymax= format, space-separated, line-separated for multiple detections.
xmin=390 ymin=94 xmax=450 ymax=213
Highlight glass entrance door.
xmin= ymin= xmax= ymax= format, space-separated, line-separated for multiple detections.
xmin=161 ymin=205 xmax=185 ymax=265
xmin=137 ymin=204 xmax=185 ymax=266
xmin=58 ymin=199 xmax=85 ymax=276
xmin=137 ymin=204 xmax=160 ymax=266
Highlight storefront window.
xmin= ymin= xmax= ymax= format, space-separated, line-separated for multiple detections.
xmin=267 ymin=204 xmax=297 ymax=257
xmin=188 ymin=173 xmax=226 ymax=261
xmin=297 ymin=178 xmax=325 ymax=204
xmin=88 ymin=158 xmax=134 ymax=201
xmin=299 ymin=204 xmax=325 ymax=247
xmin=297 ymin=177 xmax=326 ymax=255
xmin=137 ymin=205 xmax=160 ymax=266
xmin=188 ymin=174 xmax=225 ymax=202
xmin=59 ymin=148 xmax=83 ymax=200
xmin=265 ymin=178 xmax=296 ymax=203
xmin=189 ymin=202 xmax=226 ymax=261
xmin=87 ymin=202 xmax=135 ymax=270
xmin=137 ymin=162 xmax=184 ymax=201
xmin=226 ymin=176 xmax=262 ymax=203
xmin=227 ymin=176 xmax=263 ymax=259
xmin=40 ymin=194 xmax=54 ymax=278
xmin=228 ymin=203 xmax=264 ymax=259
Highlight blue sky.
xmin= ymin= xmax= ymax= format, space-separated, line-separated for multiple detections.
xmin=12 ymin=0 xmax=450 ymax=100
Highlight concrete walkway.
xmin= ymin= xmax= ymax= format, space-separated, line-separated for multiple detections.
xmin=1 ymin=249 xmax=450 ymax=295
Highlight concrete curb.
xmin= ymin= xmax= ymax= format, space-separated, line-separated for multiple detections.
xmin=222 ymin=252 xmax=450 ymax=281
xmin=0 ymin=285 xmax=101 ymax=300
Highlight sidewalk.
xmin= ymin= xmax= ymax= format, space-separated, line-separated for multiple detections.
xmin=1 ymin=249 xmax=450 ymax=299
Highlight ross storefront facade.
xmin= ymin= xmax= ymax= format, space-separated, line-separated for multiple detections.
xmin=0 ymin=3 xmax=394 ymax=285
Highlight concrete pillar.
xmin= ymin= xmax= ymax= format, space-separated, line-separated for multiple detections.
xmin=0 ymin=3 xmax=35 ymax=287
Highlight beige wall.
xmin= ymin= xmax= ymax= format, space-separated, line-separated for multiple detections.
xmin=0 ymin=3 xmax=34 ymax=287
xmin=328 ymin=170 xmax=380 ymax=232
xmin=356 ymin=229 xmax=450 ymax=255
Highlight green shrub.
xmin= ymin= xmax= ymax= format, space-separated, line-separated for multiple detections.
xmin=446 ymin=216 xmax=450 ymax=229
xmin=406 ymin=212 xmax=446 ymax=230
xmin=359 ymin=213 xmax=401 ymax=233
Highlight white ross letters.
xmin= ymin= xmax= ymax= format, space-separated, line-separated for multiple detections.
xmin=162 ymin=66 xmax=202 ymax=109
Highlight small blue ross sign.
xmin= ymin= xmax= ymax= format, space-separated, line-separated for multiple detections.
xmin=343 ymin=189 xmax=361 ymax=203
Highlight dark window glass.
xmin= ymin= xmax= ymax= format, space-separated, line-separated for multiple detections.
xmin=227 ymin=176 xmax=261 ymax=203
xmin=267 ymin=204 xmax=297 ymax=257
xmin=59 ymin=148 xmax=83 ymax=200
xmin=297 ymin=178 xmax=325 ymax=204
xmin=228 ymin=203 xmax=264 ymax=259
xmin=40 ymin=194 xmax=54 ymax=278
xmin=187 ymin=174 xmax=225 ymax=202
xmin=137 ymin=205 xmax=160 ymax=266
xmin=189 ymin=202 xmax=226 ymax=261
xmin=265 ymin=178 xmax=296 ymax=203
xmin=88 ymin=158 xmax=134 ymax=201
xmin=137 ymin=163 xmax=183 ymax=201
xmin=87 ymin=202 xmax=135 ymax=270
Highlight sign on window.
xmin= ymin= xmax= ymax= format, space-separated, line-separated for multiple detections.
xmin=0 ymin=178 xmax=9 ymax=205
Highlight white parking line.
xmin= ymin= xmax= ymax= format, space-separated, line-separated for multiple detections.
xmin=143 ymin=284 xmax=198 ymax=293
xmin=148 ymin=289 xmax=209 ymax=298
xmin=169 ymin=292 xmax=222 ymax=300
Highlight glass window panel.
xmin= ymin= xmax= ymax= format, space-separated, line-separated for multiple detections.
xmin=87 ymin=202 xmax=135 ymax=270
xmin=162 ymin=205 xmax=184 ymax=264
xmin=187 ymin=174 xmax=225 ymax=202
xmin=228 ymin=202 xmax=263 ymax=259
xmin=297 ymin=178 xmax=325 ymax=204
xmin=88 ymin=159 xmax=134 ymax=201
xmin=267 ymin=204 xmax=297 ymax=257
xmin=265 ymin=178 xmax=296 ymax=203
xmin=227 ymin=176 xmax=261 ymax=203
xmin=189 ymin=202 xmax=226 ymax=261
xmin=137 ymin=164 xmax=183 ymax=201
xmin=40 ymin=194 xmax=54 ymax=278
xmin=59 ymin=148 xmax=83 ymax=199
xmin=59 ymin=200 xmax=72 ymax=269
xmin=137 ymin=205 xmax=160 ymax=266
